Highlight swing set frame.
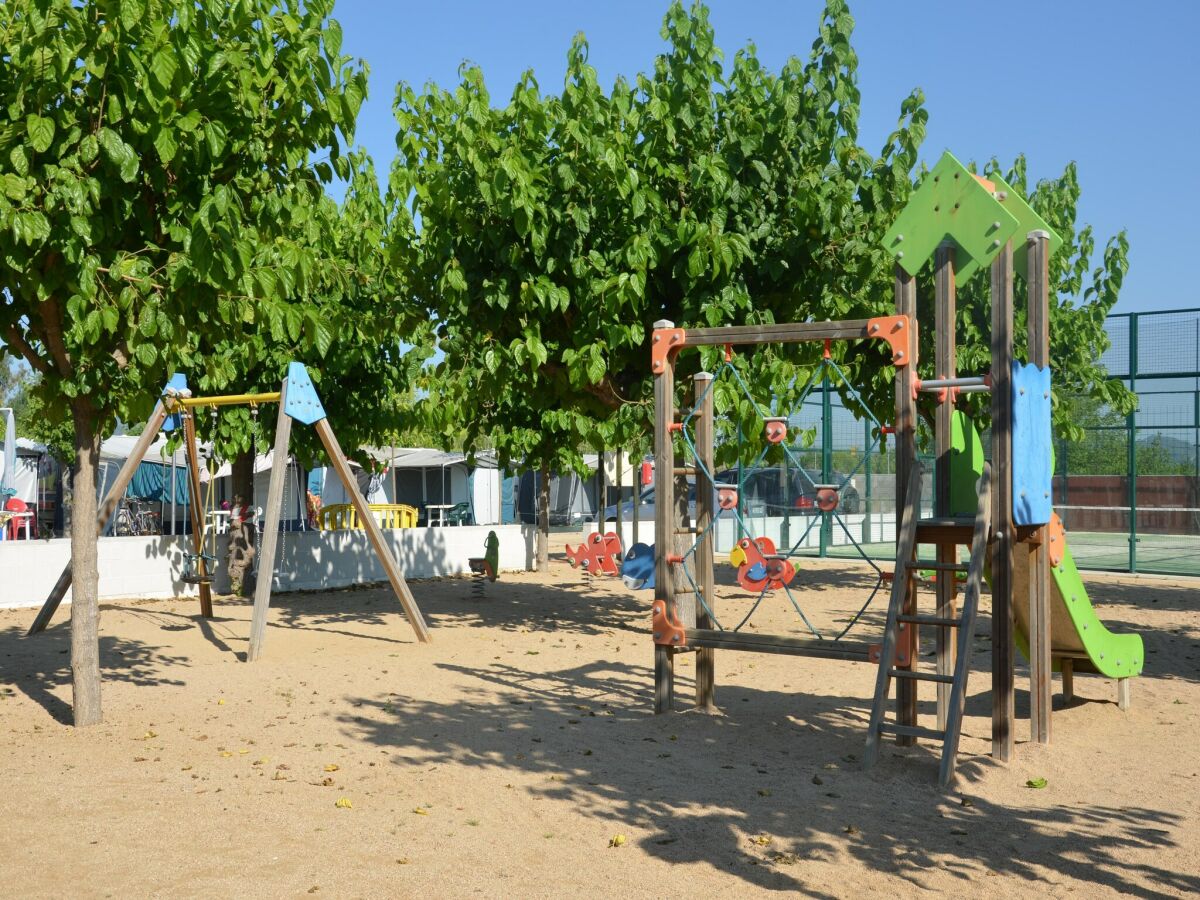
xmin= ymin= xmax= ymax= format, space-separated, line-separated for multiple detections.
xmin=28 ymin=362 xmax=430 ymax=659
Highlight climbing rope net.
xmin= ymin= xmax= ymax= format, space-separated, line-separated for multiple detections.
xmin=673 ymin=348 xmax=887 ymax=642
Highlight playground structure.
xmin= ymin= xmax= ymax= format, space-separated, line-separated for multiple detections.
xmin=27 ymin=363 xmax=431 ymax=657
xmin=649 ymin=152 xmax=1144 ymax=784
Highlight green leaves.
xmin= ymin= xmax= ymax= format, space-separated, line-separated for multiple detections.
xmin=26 ymin=114 xmax=55 ymax=153
xmin=98 ymin=128 xmax=139 ymax=182
xmin=150 ymin=48 xmax=178 ymax=92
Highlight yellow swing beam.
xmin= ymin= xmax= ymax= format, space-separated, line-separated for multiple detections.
xmin=171 ymin=392 xmax=282 ymax=410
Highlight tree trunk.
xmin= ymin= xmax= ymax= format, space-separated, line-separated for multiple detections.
xmin=537 ymin=462 xmax=550 ymax=573
xmin=69 ymin=400 xmax=103 ymax=726
xmin=226 ymin=450 xmax=256 ymax=595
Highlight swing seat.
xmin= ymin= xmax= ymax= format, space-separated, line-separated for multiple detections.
xmin=181 ymin=552 xmax=218 ymax=585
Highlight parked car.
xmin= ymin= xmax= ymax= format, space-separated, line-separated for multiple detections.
xmin=600 ymin=467 xmax=860 ymax=525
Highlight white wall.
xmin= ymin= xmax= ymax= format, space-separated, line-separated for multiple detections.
xmin=0 ymin=524 xmax=535 ymax=610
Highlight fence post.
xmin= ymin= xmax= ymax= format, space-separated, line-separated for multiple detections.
xmin=1128 ymin=313 xmax=1138 ymax=574
xmin=863 ymin=417 xmax=872 ymax=544
xmin=820 ymin=367 xmax=832 ymax=557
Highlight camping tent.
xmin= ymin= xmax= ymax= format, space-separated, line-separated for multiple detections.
xmin=311 ymin=447 xmax=504 ymax=526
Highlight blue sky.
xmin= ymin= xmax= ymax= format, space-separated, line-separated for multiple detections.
xmin=334 ymin=0 xmax=1199 ymax=314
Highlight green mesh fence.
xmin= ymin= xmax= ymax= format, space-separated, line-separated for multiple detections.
xmin=765 ymin=308 xmax=1200 ymax=577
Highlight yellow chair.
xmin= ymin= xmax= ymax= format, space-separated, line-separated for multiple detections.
xmin=318 ymin=503 xmax=418 ymax=531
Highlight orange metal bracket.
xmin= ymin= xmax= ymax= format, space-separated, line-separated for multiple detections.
xmin=651 ymin=328 xmax=687 ymax=373
xmin=866 ymin=315 xmax=913 ymax=367
xmin=868 ymin=620 xmax=915 ymax=667
xmin=652 ymin=599 xmax=688 ymax=647
xmin=1047 ymin=512 xmax=1066 ymax=568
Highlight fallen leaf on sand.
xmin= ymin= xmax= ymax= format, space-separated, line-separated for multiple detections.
xmin=844 ymin=825 xmax=861 ymax=836
xmin=750 ymin=835 xmax=771 ymax=846
xmin=412 ymin=807 xmax=429 ymax=815
xmin=757 ymin=789 xmax=772 ymax=797
xmin=220 ymin=751 xmax=233 ymax=758
xmin=334 ymin=797 xmax=353 ymax=809
xmin=608 ymin=834 xmax=626 ymax=848
xmin=141 ymin=731 xmax=157 ymax=740
xmin=1026 ymin=777 xmax=1048 ymax=789
xmin=217 ymin=700 xmax=226 ymax=706
xmin=324 ymin=764 xmax=340 ymax=772
xmin=254 ymin=758 xmax=269 ymax=766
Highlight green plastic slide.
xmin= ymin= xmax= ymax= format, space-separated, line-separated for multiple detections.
xmin=949 ymin=411 xmax=1143 ymax=681
xmin=1011 ymin=524 xmax=1143 ymax=680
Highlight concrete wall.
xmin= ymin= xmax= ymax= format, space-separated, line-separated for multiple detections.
xmin=0 ymin=524 xmax=535 ymax=611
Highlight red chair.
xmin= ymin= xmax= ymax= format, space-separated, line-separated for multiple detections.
xmin=5 ymin=497 xmax=35 ymax=540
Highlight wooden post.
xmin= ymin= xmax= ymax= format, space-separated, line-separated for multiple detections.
xmin=247 ymin=381 xmax=294 ymax=661
xmin=615 ymin=449 xmax=624 ymax=550
xmin=315 ymin=416 xmax=431 ymax=645
xmin=893 ymin=266 xmax=919 ymax=743
xmin=990 ymin=240 xmax=1016 ymax=762
xmin=694 ymin=372 xmax=717 ymax=712
xmin=182 ymin=410 xmax=214 ymax=618
xmin=1117 ymin=678 xmax=1131 ymax=711
xmin=653 ymin=319 xmax=677 ymax=714
xmin=1027 ymin=230 xmax=1053 ymax=745
xmin=934 ymin=242 xmax=957 ymax=731
xmin=28 ymin=403 xmax=169 ymax=635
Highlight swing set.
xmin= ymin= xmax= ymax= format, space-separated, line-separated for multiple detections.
xmin=28 ymin=363 xmax=431 ymax=659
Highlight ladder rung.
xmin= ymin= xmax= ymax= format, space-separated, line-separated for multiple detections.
xmin=906 ymin=560 xmax=968 ymax=572
xmin=673 ymin=466 xmax=697 ymax=476
xmin=889 ymin=669 xmax=954 ymax=684
xmin=878 ymin=722 xmax=945 ymax=741
xmin=897 ymin=614 xmax=962 ymax=627
xmin=674 ymin=527 xmax=698 ymax=535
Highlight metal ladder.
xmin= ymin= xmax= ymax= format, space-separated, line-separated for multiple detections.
xmin=864 ymin=462 xmax=993 ymax=787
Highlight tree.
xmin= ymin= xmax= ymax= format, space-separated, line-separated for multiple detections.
xmin=390 ymin=0 xmax=926 ymax=561
xmin=0 ymin=0 xmax=365 ymax=725
xmin=391 ymin=0 xmax=1133 ymax=531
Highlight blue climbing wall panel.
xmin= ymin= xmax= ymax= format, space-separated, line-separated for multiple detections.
xmin=1012 ymin=362 xmax=1052 ymax=526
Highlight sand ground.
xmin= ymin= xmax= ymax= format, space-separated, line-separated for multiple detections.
xmin=1 ymin=553 xmax=1198 ymax=898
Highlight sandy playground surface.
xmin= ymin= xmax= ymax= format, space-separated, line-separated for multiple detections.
xmin=1 ymin=552 xmax=1198 ymax=898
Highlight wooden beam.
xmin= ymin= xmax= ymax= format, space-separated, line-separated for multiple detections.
xmin=1027 ymin=230 xmax=1053 ymax=745
xmin=182 ymin=410 xmax=213 ymax=618
xmin=934 ymin=242 xmax=958 ymax=731
xmin=893 ymin=266 xmax=919 ymax=743
xmin=682 ymin=319 xmax=882 ymax=347
xmin=990 ymin=240 xmax=1016 ymax=762
xmin=687 ymin=629 xmax=873 ymax=661
xmin=28 ymin=403 xmax=169 ymax=635
xmin=653 ymin=319 xmax=677 ymax=714
xmin=693 ymin=372 xmax=717 ymax=712
xmin=315 ymin=416 xmax=431 ymax=645
xmin=247 ymin=380 xmax=294 ymax=661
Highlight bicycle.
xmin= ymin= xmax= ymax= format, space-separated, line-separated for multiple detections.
xmin=113 ymin=497 xmax=162 ymax=536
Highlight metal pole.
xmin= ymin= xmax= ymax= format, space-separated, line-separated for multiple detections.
xmin=863 ymin=417 xmax=872 ymax=544
xmin=820 ymin=367 xmax=832 ymax=556
xmin=1128 ymin=313 xmax=1138 ymax=574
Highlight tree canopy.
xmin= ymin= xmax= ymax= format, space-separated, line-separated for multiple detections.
xmin=391 ymin=0 xmax=1131 ymax=477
